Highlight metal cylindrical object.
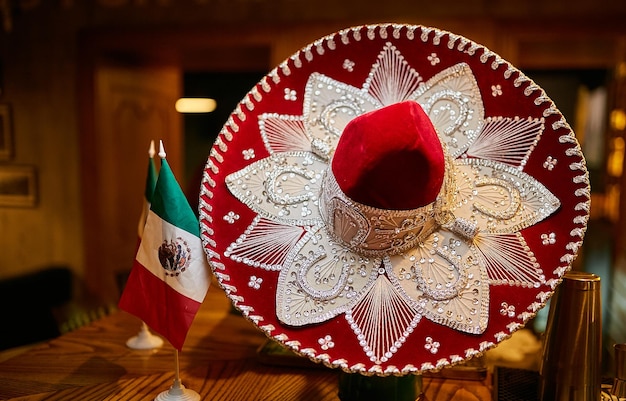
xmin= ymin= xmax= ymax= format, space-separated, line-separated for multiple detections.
xmin=611 ymin=343 xmax=626 ymax=397
xmin=539 ymin=271 xmax=602 ymax=401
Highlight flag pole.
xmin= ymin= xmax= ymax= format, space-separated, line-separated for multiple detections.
xmin=154 ymin=349 xmax=200 ymax=401
xmin=126 ymin=140 xmax=164 ymax=350
xmin=175 ymin=349 xmax=180 ymax=385
xmin=152 ymin=141 xmax=201 ymax=401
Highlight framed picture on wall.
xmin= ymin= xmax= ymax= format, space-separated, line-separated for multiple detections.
xmin=0 ymin=165 xmax=37 ymax=207
xmin=0 ymin=103 xmax=13 ymax=161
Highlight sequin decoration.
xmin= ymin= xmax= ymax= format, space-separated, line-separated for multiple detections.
xmin=223 ymin=211 xmax=239 ymax=224
xmin=425 ymin=337 xmax=440 ymax=354
xmin=541 ymin=232 xmax=556 ymax=245
xmin=499 ymin=302 xmax=516 ymax=317
xmin=543 ymin=156 xmax=558 ymax=170
xmin=284 ymin=88 xmax=297 ymax=101
xmin=248 ymin=275 xmax=263 ymax=290
xmin=428 ymin=53 xmax=440 ymax=66
xmin=242 ymin=148 xmax=255 ymax=160
xmin=318 ymin=335 xmax=335 ymax=350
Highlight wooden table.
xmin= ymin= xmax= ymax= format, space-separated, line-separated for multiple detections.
xmin=0 ymin=286 xmax=493 ymax=400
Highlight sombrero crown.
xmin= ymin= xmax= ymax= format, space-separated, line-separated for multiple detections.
xmin=332 ymin=100 xmax=445 ymax=210
xmin=200 ymin=24 xmax=590 ymax=375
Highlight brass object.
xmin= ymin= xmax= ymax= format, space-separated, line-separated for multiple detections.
xmin=611 ymin=343 xmax=626 ymax=397
xmin=539 ymin=271 xmax=602 ymax=401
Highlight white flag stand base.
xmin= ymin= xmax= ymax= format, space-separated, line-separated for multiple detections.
xmin=153 ymin=349 xmax=200 ymax=401
xmin=126 ymin=322 xmax=164 ymax=350
xmin=154 ymin=378 xmax=200 ymax=401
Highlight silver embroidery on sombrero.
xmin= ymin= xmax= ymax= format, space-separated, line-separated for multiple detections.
xmin=224 ymin=216 xmax=306 ymax=271
xmin=409 ymin=63 xmax=484 ymax=159
xmin=222 ymin=42 xmax=563 ymax=364
xmin=260 ymin=44 xmax=483 ymax=161
xmin=275 ymin=225 xmax=379 ymax=326
xmin=303 ymin=73 xmax=376 ymax=150
xmin=392 ymin=231 xmax=489 ymax=334
xmin=320 ymin=169 xmax=439 ymax=256
xmin=258 ymin=114 xmax=310 ymax=155
xmin=345 ymin=258 xmax=422 ymax=365
xmin=473 ymin=232 xmax=545 ymax=288
xmin=452 ymin=158 xmax=560 ymax=235
xmin=225 ymin=151 xmax=326 ymax=227
xmin=465 ymin=117 xmax=544 ymax=168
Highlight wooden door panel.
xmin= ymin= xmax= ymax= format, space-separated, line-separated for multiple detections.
xmin=82 ymin=63 xmax=182 ymax=303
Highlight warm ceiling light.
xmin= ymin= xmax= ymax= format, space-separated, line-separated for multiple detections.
xmin=175 ymin=98 xmax=217 ymax=113
xmin=611 ymin=109 xmax=626 ymax=131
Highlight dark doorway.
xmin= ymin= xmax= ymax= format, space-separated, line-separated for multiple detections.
xmin=182 ymin=71 xmax=267 ymax=210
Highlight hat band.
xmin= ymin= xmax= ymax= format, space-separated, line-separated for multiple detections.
xmin=320 ymin=168 xmax=440 ymax=257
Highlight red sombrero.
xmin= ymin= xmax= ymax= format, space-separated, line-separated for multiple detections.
xmin=199 ymin=23 xmax=590 ymax=375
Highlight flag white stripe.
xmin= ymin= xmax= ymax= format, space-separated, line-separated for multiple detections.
xmin=136 ymin=210 xmax=210 ymax=303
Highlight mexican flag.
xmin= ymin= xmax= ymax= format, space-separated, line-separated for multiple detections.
xmin=119 ymin=146 xmax=210 ymax=351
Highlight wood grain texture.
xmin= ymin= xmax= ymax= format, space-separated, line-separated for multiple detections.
xmin=0 ymin=287 xmax=493 ymax=401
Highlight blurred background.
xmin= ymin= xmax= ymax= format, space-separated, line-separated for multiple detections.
xmin=0 ymin=0 xmax=625 ymax=372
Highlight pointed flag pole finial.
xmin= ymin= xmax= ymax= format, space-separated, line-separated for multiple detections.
xmin=158 ymin=140 xmax=167 ymax=159
xmin=148 ymin=140 xmax=156 ymax=158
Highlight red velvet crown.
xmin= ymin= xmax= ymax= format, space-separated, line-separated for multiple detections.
xmin=331 ymin=101 xmax=445 ymax=210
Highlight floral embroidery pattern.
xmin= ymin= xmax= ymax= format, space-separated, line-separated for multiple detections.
xmin=500 ymin=302 xmax=516 ymax=318
xmin=318 ymin=335 xmax=335 ymax=350
xmin=543 ymin=156 xmax=557 ymax=170
xmin=223 ymin=211 xmax=240 ymax=224
xmin=491 ymin=84 xmax=503 ymax=97
xmin=248 ymin=275 xmax=263 ymax=290
xmin=541 ymin=233 xmax=556 ymax=245
xmin=427 ymin=53 xmax=440 ymax=66
xmin=242 ymin=148 xmax=255 ymax=160
xmin=424 ymin=337 xmax=440 ymax=354
xmin=284 ymin=88 xmax=297 ymax=101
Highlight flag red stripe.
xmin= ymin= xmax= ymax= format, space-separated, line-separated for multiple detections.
xmin=119 ymin=259 xmax=201 ymax=350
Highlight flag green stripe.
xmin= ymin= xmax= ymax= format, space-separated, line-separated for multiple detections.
xmin=150 ymin=158 xmax=199 ymax=237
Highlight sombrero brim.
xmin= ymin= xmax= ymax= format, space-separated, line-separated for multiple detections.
xmin=199 ymin=23 xmax=589 ymax=375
